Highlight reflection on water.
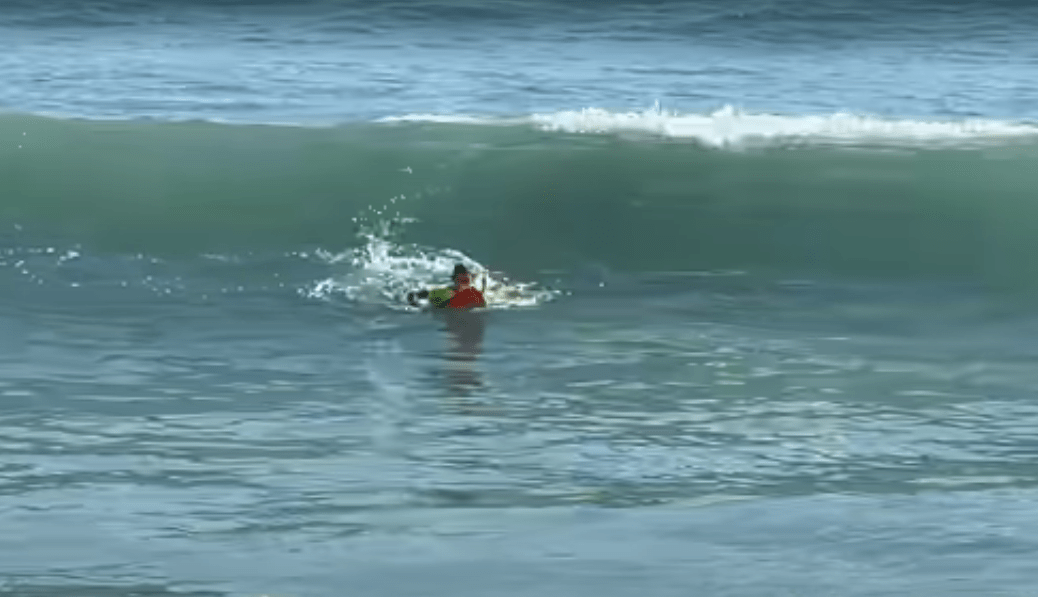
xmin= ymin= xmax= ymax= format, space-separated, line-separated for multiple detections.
xmin=434 ymin=309 xmax=486 ymax=395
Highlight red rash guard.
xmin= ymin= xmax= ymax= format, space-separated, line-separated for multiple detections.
xmin=448 ymin=287 xmax=486 ymax=309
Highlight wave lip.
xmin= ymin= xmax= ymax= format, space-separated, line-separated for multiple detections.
xmin=385 ymin=105 xmax=1038 ymax=148
xmin=375 ymin=113 xmax=508 ymax=125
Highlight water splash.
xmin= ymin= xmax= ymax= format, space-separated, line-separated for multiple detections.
xmin=303 ymin=198 xmax=559 ymax=310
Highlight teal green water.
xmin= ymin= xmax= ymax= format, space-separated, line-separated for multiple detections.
xmin=6 ymin=113 xmax=1038 ymax=290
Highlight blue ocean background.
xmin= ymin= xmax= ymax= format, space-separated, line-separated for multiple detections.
xmin=4 ymin=1 xmax=1038 ymax=596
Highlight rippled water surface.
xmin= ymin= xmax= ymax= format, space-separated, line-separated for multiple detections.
xmin=4 ymin=272 xmax=1038 ymax=596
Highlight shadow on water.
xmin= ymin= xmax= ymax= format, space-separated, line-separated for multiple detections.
xmin=432 ymin=309 xmax=486 ymax=396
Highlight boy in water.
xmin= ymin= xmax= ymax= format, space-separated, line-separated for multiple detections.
xmin=408 ymin=264 xmax=487 ymax=309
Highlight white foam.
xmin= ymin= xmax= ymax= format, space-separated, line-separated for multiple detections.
xmin=304 ymin=235 xmax=558 ymax=310
xmin=375 ymin=113 xmax=504 ymax=125
xmin=380 ymin=105 xmax=1038 ymax=148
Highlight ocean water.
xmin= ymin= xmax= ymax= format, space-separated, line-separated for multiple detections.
xmin=4 ymin=1 xmax=1038 ymax=596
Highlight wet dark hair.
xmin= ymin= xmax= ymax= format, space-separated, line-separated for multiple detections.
xmin=452 ymin=264 xmax=469 ymax=279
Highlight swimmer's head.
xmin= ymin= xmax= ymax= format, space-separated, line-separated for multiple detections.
xmin=452 ymin=264 xmax=471 ymax=287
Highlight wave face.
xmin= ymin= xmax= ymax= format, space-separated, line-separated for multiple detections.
xmin=5 ymin=109 xmax=1038 ymax=288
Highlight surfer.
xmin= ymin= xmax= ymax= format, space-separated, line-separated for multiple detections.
xmin=407 ymin=264 xmax=488 ymax=395
xmin=408 ymin=264 xmax=487 ymax=309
